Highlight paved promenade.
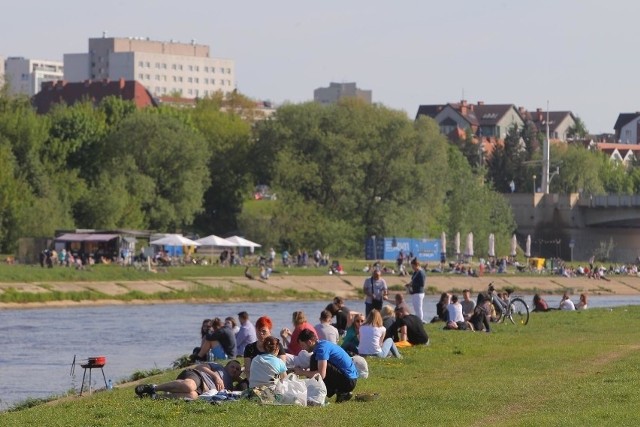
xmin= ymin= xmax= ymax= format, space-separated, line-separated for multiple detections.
xmin=2 ymin=273 xmax=640 ymax=309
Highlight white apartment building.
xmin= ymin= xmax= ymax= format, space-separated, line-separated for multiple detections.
xmin=3 ymin=57 xmax=64 ymax=96
xmin=64 ymin=36 xmax=235 ymax=99
xmin=0 ymin=56 xmax=5 ymax=87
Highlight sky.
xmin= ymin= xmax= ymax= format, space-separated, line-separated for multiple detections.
xmin=2 ymin=0 xmax=639 ymax=134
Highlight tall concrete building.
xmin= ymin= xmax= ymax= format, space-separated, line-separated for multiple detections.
xmin=3 ymin=57 xmax=64 ymax=96
xmin=314 ymin=82 xmax=372 ymax=105
xmin=64 ymin=35 xmax=235 ymax=99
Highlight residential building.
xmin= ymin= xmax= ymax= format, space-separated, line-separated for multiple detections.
xmin=416 ymin=100 xmax=525 ymax=140
xmin=0 ymin=56 xmax=4 ymax=87
xmin=590 ymin=142 xmax=640 ymax=165
xmin=32 ymin=79 xmax=156 ymax=114
xmin=314 ymin=82 xmax=372 ymax=105
xmin=526 ymin=108 xmax=576 ymax=141
xmin=3 ymin=57 xmax=64 ymax=96
xmin=613 ymin=113 xmax=640 ymax=144
xmin=64 ymin=35 xmax=235 ymax=99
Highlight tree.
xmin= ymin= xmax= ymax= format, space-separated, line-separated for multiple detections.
xmin=96 ymin=112 xmax=210 ymax=230
xmin=487 ymin=125 xmax=529 ymax=193
xmin=567 ymin=116 xmax=588 ymax=140
xmin=189 ymin=98 xmax=254 ymax=234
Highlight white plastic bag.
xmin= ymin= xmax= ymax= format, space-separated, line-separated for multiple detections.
xmin=275 ymin=373 xmax=307 ymax=406
xmin=305 ymin=373 xmax=327 ymax=406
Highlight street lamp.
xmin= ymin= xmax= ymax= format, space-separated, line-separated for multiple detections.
xmin=532 ymin=174 xmax=537 ymax=194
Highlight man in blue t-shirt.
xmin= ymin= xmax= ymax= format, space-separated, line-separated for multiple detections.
xmin=294 ymin=329 xmax=358 ymax=403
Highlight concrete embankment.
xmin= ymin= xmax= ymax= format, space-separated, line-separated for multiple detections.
xmin=1 ymin=273 xmax=639 ymax=309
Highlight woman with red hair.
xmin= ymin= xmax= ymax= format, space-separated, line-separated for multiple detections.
xmin=243 ymin=316 xmax=286 ymax=382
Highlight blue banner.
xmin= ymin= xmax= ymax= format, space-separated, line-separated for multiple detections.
xmin=365 ymin=237 xmax=441 ymax=262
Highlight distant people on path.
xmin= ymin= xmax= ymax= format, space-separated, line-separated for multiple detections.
xmin=405 ymin=258 xmax=426 ymax=322
xmin=236 ymin=311 xmax=257 ymax=355
xmin=294 ymin=329 xmax=358 ymax=403
xmin=363 ymin=269 xmax=388 ymax=316
xmin=315 ymin=309 xmax=340 ymax=344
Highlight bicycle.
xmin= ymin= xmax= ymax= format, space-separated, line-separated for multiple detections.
xmin=487 ymin=282 xmax=530 ymax=326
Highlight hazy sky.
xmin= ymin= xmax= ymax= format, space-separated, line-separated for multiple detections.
xmin=2 ymin=0 xmax=638 ymax=133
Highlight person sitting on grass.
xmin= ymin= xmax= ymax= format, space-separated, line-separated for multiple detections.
xmin=392 ymin=306 xmax=429 ymax=345
xmin=294 ymin=329 xmax=358 ymax=403
xmin=532 ymin=294 xmax=551 ymax=312
xmin=357 ymin=309 xmax=402 ymax=358
xmin=244 ymin=316 xmax=287 ymax=384
xmin=469 ymin=292 xmax=492 ymax=332
xmin=191 ymin=317 xmax=237 ymax=361
xmin=249 ymin=336 xmax=287 ymax=389
xmin=135 ymin=360 xmax=244 ymax=399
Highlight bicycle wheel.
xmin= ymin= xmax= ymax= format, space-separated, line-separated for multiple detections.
xmin=507 ymin=297 xmax=529 ymax=325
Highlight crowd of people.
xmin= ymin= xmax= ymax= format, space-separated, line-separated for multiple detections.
xmin=134 ymin=263 xmax=591 ymax=404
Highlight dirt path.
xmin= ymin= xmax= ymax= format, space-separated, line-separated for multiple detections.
xmin=1 ymin=273 xmax=639 ymax=309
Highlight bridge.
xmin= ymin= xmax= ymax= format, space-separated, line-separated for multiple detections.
xmin=504 ymin=193 xmax=640 ymax=263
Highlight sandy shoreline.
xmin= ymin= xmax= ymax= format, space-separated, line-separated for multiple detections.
xmin=2 ymin=273 xmax=640 ymax=309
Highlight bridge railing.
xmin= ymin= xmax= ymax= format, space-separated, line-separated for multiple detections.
xmin=578 ymin=194 xmax=640 ymax=208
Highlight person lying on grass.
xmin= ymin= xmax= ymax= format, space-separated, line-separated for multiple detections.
xmin=135 ymin=360 xmax=244 ymax=399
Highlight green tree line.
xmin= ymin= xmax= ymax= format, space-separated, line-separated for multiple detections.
xmin=2 ymin=87 xmax=630 ymax=257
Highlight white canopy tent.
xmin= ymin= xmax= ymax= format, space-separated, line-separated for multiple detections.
xmin=195 ymin=235 xmax=237 ymax=247
xmin=150 ymin=234 xmax=201 ymax=247
xmin=226 ymin=236 xmax=262 ymax=254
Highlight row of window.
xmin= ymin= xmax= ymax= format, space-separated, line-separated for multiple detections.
xmin=137 ymin=61 xmax=231 ymax=74
xmin=138 ymin=74 xmax=232 ymax=86
xmin=151 ymin=87 xmax=229 ymax=96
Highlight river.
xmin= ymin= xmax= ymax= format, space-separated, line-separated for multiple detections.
xmin=1 ymin=294 xmax=639 ymax=410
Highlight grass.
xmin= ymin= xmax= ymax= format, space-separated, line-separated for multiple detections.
xmin=2 ymin=306 xmax=640 ymax=425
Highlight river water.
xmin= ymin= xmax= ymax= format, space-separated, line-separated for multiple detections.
xmin=1 ymin=294 xmax=639 ymax=410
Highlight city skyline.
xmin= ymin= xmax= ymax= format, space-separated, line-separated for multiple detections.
xmin=2 ymin=0 xmax=639 ymax=134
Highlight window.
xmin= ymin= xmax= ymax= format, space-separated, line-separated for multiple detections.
xmin=179 ymin=76 xmax=183 ymax=82
xmin=156 ymin=63 xmax=160 ymax=68
xmin=139 ymin=73 xmax=144 ymax=79
xmin=226 ymin=68 xmax=231 ymax=74
xmin=179 ymin=64 xmax=183 ymax=70
xmin=195 ymin=66 xmax=199 ymax=71
xmin=188 ymin=77 xmax=193 ymax=83
xmin=172 ymin=64 xmax=177 ymax=70
xmin=189 ymin=65 xmax=193 ymax=71
xmin=162 ymin=63 xmax=167 ymax=69
xmin=145 ymin=74 xmax=150 ymax=79
xmin=155 ymin=75 xmax=160 ymax=80
xmin=188 ymin=89 xmax=193 ymax=95
xmin=204 ymin=66 xmax=209 ymax=72
xmin=211 ymin=79 xmax=215 ymax=85
xmin=211 ymin=67 xmax=216 ymax=73
xmin=146 ymin=62 xmax=150 ymax=67
xmin=194 ymin=78 xmax=199 ymax=83
xmin=204 ymin=78 xmax=209 ymax=84
xmin=139 ymin=61 xmax=144 ymax=67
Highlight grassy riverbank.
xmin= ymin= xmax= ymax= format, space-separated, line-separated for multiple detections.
xmin=3 ymin=306 xmax=639 ymax=425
